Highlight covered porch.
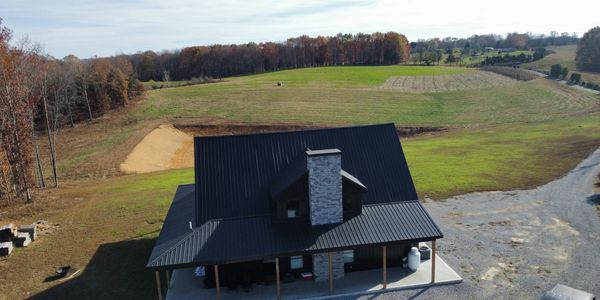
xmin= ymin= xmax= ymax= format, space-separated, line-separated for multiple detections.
xmin=160 ymin=248 xmax=461 ymax=299
xmin=153 ymin=241 xmax=462 ymax=300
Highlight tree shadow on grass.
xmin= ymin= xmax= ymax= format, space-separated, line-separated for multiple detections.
xmin=29 ymin=238 xmax=157 ymax=300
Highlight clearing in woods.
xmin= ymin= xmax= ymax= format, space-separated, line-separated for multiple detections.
xmin=378 ymin=71 xmax=518 ymax=92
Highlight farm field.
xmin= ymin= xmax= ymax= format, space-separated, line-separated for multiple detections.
xmin=139 ymin=69 xmax=598 ymax=127
xmin=237 ymin=65 xmax=470 ymax=87
xmin=2 ymin=65 xmax=600 ymax=299
xmin=379 ymin=71 xmax=518 ymax=92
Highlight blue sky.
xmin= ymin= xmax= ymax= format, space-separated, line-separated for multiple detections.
xmin=1 ymin=0 xmax=599 ymax=58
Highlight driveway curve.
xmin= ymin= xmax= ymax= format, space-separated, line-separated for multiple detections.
xmin=359 ymin=147 xmax=600 ymax=299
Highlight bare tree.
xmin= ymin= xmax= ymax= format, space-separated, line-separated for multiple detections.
xmin=163 ymin=69 xmax=171 ymax=83
xmin=41 ymin=69 xmax=59 ymax=188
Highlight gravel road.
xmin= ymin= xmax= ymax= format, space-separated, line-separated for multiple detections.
xmin=358 ymin=147 xmax=600 ymax=299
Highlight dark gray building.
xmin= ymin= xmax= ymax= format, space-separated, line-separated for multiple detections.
xmin=147 ymin=123 xmax=443 ymax=298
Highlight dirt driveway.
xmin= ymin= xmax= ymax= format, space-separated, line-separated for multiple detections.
xmin=359 ymin=147 xmax=600 ymax=299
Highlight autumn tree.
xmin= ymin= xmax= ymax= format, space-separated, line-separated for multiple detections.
xmin=0 ymin=19 xmax=37 ymax=202
xmin=505 ymin=33 xmax=529 ymax=49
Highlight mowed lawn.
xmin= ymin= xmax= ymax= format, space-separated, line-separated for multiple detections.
xmin=405 ymin=114 xmax=600 ymax=198
xmin=236 ymin=65 xmax=470 ymax=87
xmin=1 ymin=168 xmax=194 ymax=300
xmin=140 ymin=66 xmax=598 ymax=126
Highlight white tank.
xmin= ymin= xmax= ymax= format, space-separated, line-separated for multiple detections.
xmin=408 ymin=247 xmax=421 ymax=271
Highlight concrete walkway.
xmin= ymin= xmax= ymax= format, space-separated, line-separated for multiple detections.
xmin=166 ymin=252 xmax=462 ymax=300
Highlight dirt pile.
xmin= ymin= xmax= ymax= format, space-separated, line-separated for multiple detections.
xmin=120 ymin=124 xmax=193 ymax=174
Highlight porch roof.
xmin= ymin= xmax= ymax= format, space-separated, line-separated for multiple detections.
xmin=147 ymin=185 xmax=442 ymax=269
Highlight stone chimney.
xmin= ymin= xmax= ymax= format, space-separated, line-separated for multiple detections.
xmin=306 ymin=149 xmax=342 ymax=226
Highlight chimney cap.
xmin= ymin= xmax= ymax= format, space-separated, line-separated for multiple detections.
xmin=306 ymin=148 xmax=341 ymax=157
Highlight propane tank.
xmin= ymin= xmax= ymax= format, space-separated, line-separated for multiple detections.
xmin=408 ymin=247 xmax=421 ymax=271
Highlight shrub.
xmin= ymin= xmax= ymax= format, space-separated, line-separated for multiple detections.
xmin=550 ymin=64 xmax=563 ymax=78
xmin=569 ymin=73 xmax=582 ymax=84
xmin=561 ymin=67 xmax=569 ymax=79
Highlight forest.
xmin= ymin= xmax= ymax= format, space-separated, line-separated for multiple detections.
xmin=0 ymin=19 xmax=144 ymax=203
xmin=127 ymin=32 xmax=411 ymax=81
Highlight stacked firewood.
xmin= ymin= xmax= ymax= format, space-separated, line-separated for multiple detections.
xmin=0 ymin=223 xmax=36 ymax=256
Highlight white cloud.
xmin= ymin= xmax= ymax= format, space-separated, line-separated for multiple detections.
xmin=1 ymin=0 xmax=598 ymax=58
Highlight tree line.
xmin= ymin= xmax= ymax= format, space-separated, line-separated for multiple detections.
xmin=412 ymin=31 xmax=579 ymax=54
xmin=127 ymin=32 xmax=410 ymax=81
xmin=0 ymin=19 xmax=144 ymax=204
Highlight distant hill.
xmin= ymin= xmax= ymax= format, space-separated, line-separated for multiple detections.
xmin=522 ymin=44 xmax=600 ymax=86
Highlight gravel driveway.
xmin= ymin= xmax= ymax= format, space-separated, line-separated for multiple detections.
xmin=358 ymin=147 xmax=600 ymax=299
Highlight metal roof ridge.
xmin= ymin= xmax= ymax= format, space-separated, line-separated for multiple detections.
xmin=193 ymin=123 xmax=396 ymax=140
xmin=204 ymin=214 xmax=272 ymax=223
xmin=341 ymin=169 xmax=367 ymax=190
xmin=362 ymin=200 xmax=421 ymax=207
xmin=147 ymin=225 xmax=201 ymax=267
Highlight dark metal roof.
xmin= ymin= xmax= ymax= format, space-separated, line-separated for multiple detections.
xmin=147 ymin=184 xmax=196 ymax=269
xmin=194 ymin=123 xmax=418 ymax=225
xmin=341 ymin=170 xmax=367 ymax=190
xmin=268 ymin=153 xmax=308 ymax=197
xmin=147 ymin=189 xmax=443 ymax=269
xmin=147 ymin=124 xmax=443 ymax=270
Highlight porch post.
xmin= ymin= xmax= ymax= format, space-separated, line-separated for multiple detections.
xmin=382 ymin=246 xmax=387 ymax=289
xmin=328 ymin=252 xmax=333 ymax=294
xmin=165 ymin=270 xmax=170 ymax=288
xmin=431 ymin=240 xmax=436 ymax=283
xmin=214 ymin=264 xmax=220 ymax=299
xmin=275 ymin=257 xmax=281 ymax=299
xmin=155 ymin=271 xmax=163 ymax=300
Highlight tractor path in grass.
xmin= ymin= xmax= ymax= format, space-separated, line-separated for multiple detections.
xmin=362 ymin=146 xmax=600 ymax=299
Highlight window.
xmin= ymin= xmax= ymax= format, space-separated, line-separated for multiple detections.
xmin=343 ymin=250 xmax=354 ymax=264
xmin=287 ymin=200 xmax=299 ymax=218
xmin=290 ymin=255 xmax=303 ymax=270
xmin=287 ymin=209 xmax=297 ymax=218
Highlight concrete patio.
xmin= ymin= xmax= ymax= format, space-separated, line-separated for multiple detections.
xmin=165 ymin=251 xmax=462 ymax=299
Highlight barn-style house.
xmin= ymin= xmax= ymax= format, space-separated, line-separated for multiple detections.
xmin=147 ymin=123 xmax=444 ymax=299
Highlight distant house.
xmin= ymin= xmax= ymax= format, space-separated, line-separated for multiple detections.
xmin=147 ymin=124 xmax=443 ymax=299
xmin=498 ymin=48 xmax=516 ymax=53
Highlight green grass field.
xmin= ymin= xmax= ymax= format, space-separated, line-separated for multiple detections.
xmin=405 ymin=114 xmax=600 ymax=198
xmin=139 ymin=67 xmax=598 ymax=126
xmin=237 ymin=65 xmax=469 ymax=87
